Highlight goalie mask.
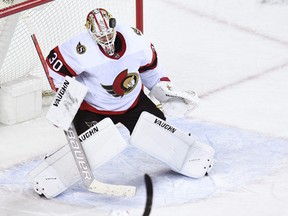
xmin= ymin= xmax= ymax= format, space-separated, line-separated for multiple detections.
xmin=85 ymin=8 xmax=117 ymax=56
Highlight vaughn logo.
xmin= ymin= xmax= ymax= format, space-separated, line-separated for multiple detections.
xmin=79 ymin=126 xmax=99 ymax=142
xmin=53 ymin=79 xmax=70 ymax=107
xmin=154 ymin=118 xmax=176 ymax=133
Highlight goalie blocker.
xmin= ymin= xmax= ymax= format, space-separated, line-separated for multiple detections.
xmin=130 ymin=112 xmax=214 ymax=178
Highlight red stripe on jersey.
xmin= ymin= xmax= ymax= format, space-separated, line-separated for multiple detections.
xmin=46 ymin=46 xmax=77 ymax=77
xmin=80 ymin=91 xmax=141 ymax=115
xmin=54 ymin=46 xmax=77 ymax=76
xmin=139 ymin=43 xmax=158 ymax=73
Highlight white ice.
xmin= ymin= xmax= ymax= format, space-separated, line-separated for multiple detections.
xmin=1 ymin=0 xmax=288 ymax=215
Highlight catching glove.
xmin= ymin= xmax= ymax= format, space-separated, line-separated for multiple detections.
xmin=149 ymin=81 xmax=199 ymax=117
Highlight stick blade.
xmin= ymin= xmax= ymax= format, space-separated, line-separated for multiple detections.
xmin=88 ymin=180 xmax=136 ymax=197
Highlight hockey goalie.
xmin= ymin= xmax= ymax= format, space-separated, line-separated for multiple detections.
xmin=29 ymin=8 xmax=214 ymax=198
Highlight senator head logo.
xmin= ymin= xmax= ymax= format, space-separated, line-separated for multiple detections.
xmin=101 ymin=69 xmax=139 ymax=97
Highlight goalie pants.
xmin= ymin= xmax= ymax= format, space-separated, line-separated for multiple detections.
xmin=73 ymin=90 xmax=166 ymax=135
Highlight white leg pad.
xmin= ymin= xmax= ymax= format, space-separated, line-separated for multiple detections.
xmin=180 ymin=140 xmax=214 ymax=178
xmin=28 ymin=118 xmax=127 ymax=198
xmin=130 ymin=112 xmax=215 ymax=178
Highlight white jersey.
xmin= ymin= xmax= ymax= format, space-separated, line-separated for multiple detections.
xmin=46 ymin=24 xmax=167 ymax=114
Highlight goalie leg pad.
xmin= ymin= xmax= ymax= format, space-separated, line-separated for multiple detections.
xmin=180 ymin=140 xmax=214 ymax=178
xmin=130 ymin=112 xmax=215 ymax=178
xmin=28 ymin=118 xmax=127 ymax=198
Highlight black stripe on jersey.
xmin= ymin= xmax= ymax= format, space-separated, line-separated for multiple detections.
xmin=139 ymin=44 xmax=158 ymax=73
xmin=101 ymin=84 xmax=120 ymax=97
xmin=46 ymin=46 xmax=77 ymax=77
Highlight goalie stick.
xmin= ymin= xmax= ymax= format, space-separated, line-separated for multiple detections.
xmin=31 ymin=33 xmax=136 ymax=197
xmin=143 ymin=174 xmax=153 ymax=216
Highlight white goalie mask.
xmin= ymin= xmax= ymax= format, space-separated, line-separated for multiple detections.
xmin=85 ymin=8 xmax=117 ymax=56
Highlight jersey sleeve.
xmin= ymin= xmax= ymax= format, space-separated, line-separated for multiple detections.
xmin=45 ymin=42 xmax=82 ymax=89
xmin=138 ymin=41 xmax=169 ymax=90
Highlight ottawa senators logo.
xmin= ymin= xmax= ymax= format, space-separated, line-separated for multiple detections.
xmin=101 ymin=69 xmax=139 ymax=97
